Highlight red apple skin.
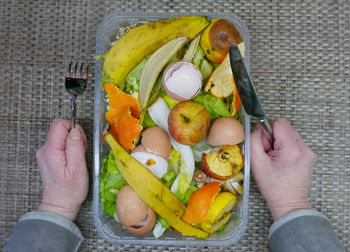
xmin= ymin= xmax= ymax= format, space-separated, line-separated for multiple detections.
xmin=202 ymin=153 xmax=235 ymax=181
xmin=168 ymin=101 xmax=210 ymax=145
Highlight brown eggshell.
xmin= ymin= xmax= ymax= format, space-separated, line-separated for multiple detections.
xmin=116 ymin=185 xmax=156 ymax=235
xmin=142 ymin=126 xmax=171 ymax=160
xmin=206 ymin=117 xmax=245 ymax=146
xmin=116 ymin=185 xmax=148 ymax=226
xmin=125 ymin=206 xmax=157 ymax=235
xmin=131 ymin=144 xmax=148 ymax=153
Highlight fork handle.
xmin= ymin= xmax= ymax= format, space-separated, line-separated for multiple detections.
xmin=70 ymin=95 xmax=77 ymax=130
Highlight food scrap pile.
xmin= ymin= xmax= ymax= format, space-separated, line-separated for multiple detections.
xmin=99 ymin=16 xmax=246 ymax=239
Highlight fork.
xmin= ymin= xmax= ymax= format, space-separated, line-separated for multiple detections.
xmin=65 ymin=62 xmax=88 ymax=130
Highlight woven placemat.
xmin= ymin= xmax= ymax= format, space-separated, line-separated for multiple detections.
xmin=0 ymin=0 xmax=349 ymax=251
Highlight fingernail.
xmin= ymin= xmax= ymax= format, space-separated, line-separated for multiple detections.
xmin=70 ymin=128 xmax=81 ymax=141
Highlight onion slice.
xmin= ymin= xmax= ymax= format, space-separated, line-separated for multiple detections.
xmin=148 ymin=97 xmax=195 ymax=194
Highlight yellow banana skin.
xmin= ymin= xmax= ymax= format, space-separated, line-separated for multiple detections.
xmin=103 ymin=16 xmax=209 ymax=86
xmin=105 ymin=133 xmax=208 ymax=239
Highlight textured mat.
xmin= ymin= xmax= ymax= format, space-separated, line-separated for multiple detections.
xmin=0 ymin=0 xmax=349 ymax=251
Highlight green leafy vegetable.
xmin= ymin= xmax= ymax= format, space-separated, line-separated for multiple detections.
xmin=93 ymin=52 xmax=108 ymax=62
xmin=162 ymin=94 xmax=180 ymax=109
xmin=168 ymin=148 xmax=181 ymax=175
xmin=99 ymin=151 xmax=127 ymax=217
xmin=192 ymin=46 xmax=213 ymax=80
xmin=157 ymin=216 xmax=170 ymax=229
xmin=142 ymin=111 xmax=157 ymax=129
xmin=162 ymin=169 xmax=177 ymax=188
xmin=193 ymin=93 xmax=231 ymax=121
xmin=122 ymin=58 xmax=147 ymax=93
xmin=101 ymin=71 xmax=115 ymax=87
xmin=175 ymin=184 xmax=198 ymax=205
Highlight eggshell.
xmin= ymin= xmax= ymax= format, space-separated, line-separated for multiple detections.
xmin=206 ymin=117 xmax=245 ymax=146
xmin=132 ymin=144 xmax=148 ymax=153
xmin=131 ymin=151 xmax=168 ymax=178
xmin=116 ymin=185 xmax=156 ymax=235
xmin=162 ymin=61 xmax=202 ymax=101
xmin=142 ymin=126 xmax=171 ymax=160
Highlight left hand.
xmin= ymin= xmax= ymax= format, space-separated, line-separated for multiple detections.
xmin=36 ymin=119 xmax=89 ymax=221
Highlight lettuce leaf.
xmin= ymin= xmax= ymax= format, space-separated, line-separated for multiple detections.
xmin=100 ymin=151 xmax=127 ymax=217
xmin=122 ymin=58 xmax=147 ymax=93
xmin=101 ymin=71 xmax=115 ymax=87
xmin=193 ymin=93 xmax=231 ymax=121
xmin=192 ymin=46 xmax=213 ymax=81
xmin=142 ymin=111 xmax=157 ymax=129
xmin=175 ymin=183 xmax=198 ymax=205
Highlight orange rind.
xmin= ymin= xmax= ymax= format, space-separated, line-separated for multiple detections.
xmin=182 ymin=182 xmax=220 ymax=225
xmin=104 ymin=82 xmax=142 ymax=150
xmin=204 ymin=54 xmax=241 ymax=116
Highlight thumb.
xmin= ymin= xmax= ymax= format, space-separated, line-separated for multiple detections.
xmin=66 ymin=128 xmax=86 ymax=172
xmin=250 ymin=125 xmax=271 ymax=173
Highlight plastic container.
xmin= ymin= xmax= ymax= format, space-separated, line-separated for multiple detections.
xmin=93 ymin=12 xmax=251 ymax=247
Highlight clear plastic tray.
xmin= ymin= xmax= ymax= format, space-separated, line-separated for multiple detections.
xmin=93 ymin=12 xmax=251 ymax=247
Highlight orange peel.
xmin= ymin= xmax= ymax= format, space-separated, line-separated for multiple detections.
xmin=204 ymin=54 xmax=241 ymax=116
xmin=104 ymin=82 xmax=140 ymax=117
xmin=118 ymin=108 xmax=142 ymax=151
xmin=104 ymin=82 xmax=142 ymax=150
xmin=182 ymin=182 xmax=220 ymax=225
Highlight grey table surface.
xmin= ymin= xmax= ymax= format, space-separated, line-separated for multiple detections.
xmin=1 ymin=0 xmax=349 ymax=251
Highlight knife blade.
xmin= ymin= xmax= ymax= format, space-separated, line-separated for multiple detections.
xmin=229 ymin=43 xmax=274 ymax=145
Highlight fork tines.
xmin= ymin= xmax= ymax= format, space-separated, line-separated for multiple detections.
xmin=66 ymin=62 xmax=89 ymax=79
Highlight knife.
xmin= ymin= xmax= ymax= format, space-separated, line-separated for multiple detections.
xmin=229 ymin=43 xmax=274 ymax=146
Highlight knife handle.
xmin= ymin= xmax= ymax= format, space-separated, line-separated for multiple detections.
xmin=260 ymin=118 xmax=274 ymax=148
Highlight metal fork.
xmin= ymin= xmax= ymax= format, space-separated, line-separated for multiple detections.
xmin=65 ymin=62 xmax=88 ymax=130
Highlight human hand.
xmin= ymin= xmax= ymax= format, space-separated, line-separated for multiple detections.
xmin=36 ymin=119 xmax=89 ymax=221
xmin=251 ymin=118 xmax=316 ymax=221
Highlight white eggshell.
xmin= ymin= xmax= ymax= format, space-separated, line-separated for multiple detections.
xmin=131 ymin=152 xmax=168 ymax=179
xmin=162 ymin=61 xmax=202 ymax=101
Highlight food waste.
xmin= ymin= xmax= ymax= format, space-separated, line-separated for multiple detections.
xmin=99 ymin=16 xmax=246 ymax=239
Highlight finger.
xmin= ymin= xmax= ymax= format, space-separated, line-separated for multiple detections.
xmin=65 ymin=128 xmax=87 ymax=174
xmin=251 ymin=124 xmax=271 ymax=172
xmin=75 ymin=124 xmax=88 ymax=152
xmin=46 ymin=119 xmax=70 ymax=151
xmin=272 ymin=119 xmax=308 ymax=152
xmin=252 ymin=124 xmax=272 ymax=152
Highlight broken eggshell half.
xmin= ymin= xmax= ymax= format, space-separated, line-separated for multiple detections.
xmin=116 ymin=185 xmax=157 ymax=235
xmin=162 ymin=61 xmax=202 ymax=101
xmin=131 ymin=146 xmax=168 ymax=179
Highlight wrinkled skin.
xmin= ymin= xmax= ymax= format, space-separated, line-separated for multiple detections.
xmin=36 ymin=119 xmax=89 ymax=221
xmin=251 ymin=119 xmax=316 ymax=221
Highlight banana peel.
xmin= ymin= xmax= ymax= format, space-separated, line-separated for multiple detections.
xmin=105 ymin=133 xmax=208 ymax=239
xmin=139 ymin=36 xmax=189 ymax=110
xmin=103 ymin=16 xmax=209 ymax=86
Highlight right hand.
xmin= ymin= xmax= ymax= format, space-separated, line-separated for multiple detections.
xmin=250 ymin=119 xmax=316 ymax=221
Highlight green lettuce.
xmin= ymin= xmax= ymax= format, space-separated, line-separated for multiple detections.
xmin=193 ymin=93 xmax=231 ymax=121
xmin=101 ymin=71 xmax=115 ymax=87
xmin=168 ymin=148 xmax=181 ymax=175
xmin=175 ymin=183 xmax=198 ymax=205
xmin=142 ymin=111 xmax=157 ymax=129
xmin=122 ymin=58 xmax=147 ymax=93
xmin=99 ymin=151 xmax=127 ymax=216
xmin=192 ymin=46 xmax=214 ymax=80
xmin=162 ymin=94 xmax=180 ymax=109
